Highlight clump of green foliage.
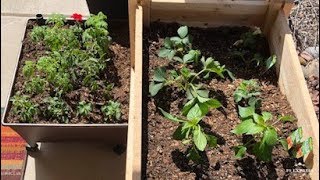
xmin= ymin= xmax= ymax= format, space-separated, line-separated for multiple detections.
xmin=77 ymin=101 xmax=92 ymax=116
xmin=44 ymin=96 xmax=70 ymax=123
xmin=159 ymin=107 xmax=217 ymax=163
xmin=22 ymin=61 xmax=36 ymax=78
xmin=231 ymin=81 xmax=313 ymax=161
xmin=101 ymin=100 xmax=121 ymax=121
xmin=25 ymin=76 xmax=46 ymax=94
xmin=10 ymin=93 xmax=38 ymax=122
xmin=233 ymin=79 xmax=261 ymax=108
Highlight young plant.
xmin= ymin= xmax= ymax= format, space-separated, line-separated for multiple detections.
xmin=77 ymin=101 xmax=92 ymax=116
xmin=30 ymin=26 xmax=47 ymax=42
xmin=281 ymin=127 xmax=313 ymax=159
xmin=231 ymin=105 xmax=296 ymax=162
xmin=45 ymin=13 xmax=66 ymax=27
xmin=101 ymin=100 xmax=121 ymax=121
xmin=159 ymin=107 xmax=218 ymax=163
xmin=158 ymin=26 xmax=199 ymax=64
xmin=22 ymin=60 xmax=36 ymax=79
xmin=233 ymin=79 xmax=261 ymax=108
xmin=25 ymin=76 xmax=46 ymax=94
xmin=10 ymin=93 xmax=38 ymax=122
xmin=45 ymin=96 xmax=70 ymax=123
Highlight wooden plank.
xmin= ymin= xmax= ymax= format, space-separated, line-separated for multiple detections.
xmin=262 ymin=0 xmax=282 ymax=36
xmin=142 ymin=0 xmax=151 ymax=27
xmin=129 ymin=0 xmax=137 ymax=67
xmin=126 ymin=4 xmax=143 ymax=180
xmin=150 ymin=0 xmax=269 ymax=27
xmin=268 ymin=9 xmax=319 ymax=179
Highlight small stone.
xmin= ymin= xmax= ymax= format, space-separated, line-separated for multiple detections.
xmin=300 ymin=51 xmax=314 ymax=62
xmin=302 ymin=61 xmax=319 ymax=78
xmin=305 ymin=46 xmax=319 ymax=59
xmin=299 ymin=56 xmax=307 ymax=65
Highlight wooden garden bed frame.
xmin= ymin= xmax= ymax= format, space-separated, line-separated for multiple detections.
xmin=126 ymin=0 xmax=319 ymax=179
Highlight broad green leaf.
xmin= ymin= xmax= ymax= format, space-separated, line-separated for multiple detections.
xmin=168 ymin=50 xmax=176 ymax=60
xmin=198 ymin=102 xmax=209 ymax=116
xmin=158 ymin=48 xmax=171 ymax=58
xmin=196 ymin=89 xmax=209 ymax=98
xmin=153 ymin=67 xmax=166 ymax=82
xmin=183 ymin=53 xmax=194 ymax=63
xmin=246 ymin=124 xmax=265 ymax=135
xmin=253 ymin=142 xmax=273 ymax=162
xmin=234 ymin=91 xmax=245 ymax=103
xmin=253 ymin=113 xmax=266 ymax=126
xmin=164 ymin=37 xmax=172 ymax=48
xmin=263 ymin=128 xmax=278 ymax=146
xmin=187 ymin=104 xmax=202 ymax=120
xmin=265 ymin=55 xmax=277 ymax=70
xmin=231 ymin=119 xmax=256 ymax=135
xmin=173 ymin=124 xmax=188 ymax=140
xmin=226 ymin=69 xmax=235 ymax=80
xmin=234 ymin=146 xmax=247 ymax=158
xmin=279 ymin=138 xmax=288 ymax=151
xmin=238 ymin=105 xmax=255 ymax=119
xmin=206 ymin=134 xmax=217 ymax=148
xmin=205 ymin=99 xmax=222 ymax=109
xmin=182 ymin=98 xmax=196 ymax=116
xmin=197 ymin=96 xmax=210 ymax=103
xmin=278 ymin=115 xmax=296 ymax=122
xmin=182 ymin=36 xmax=190 ymax=44
xmin=193 ymin=126 xmax=207 ymax=151
xmin=301 ymin=137 xmax=313 ymax=156
xmin=149 ymin=82 xmax=164 ymax=96
xmin=177 ymin=26 xmax=188 ymax=38
xmin=170 ymin=36 xmax=182 ymax=44
xmin=261 ymin=112 xmax=272 ymax=122
xmin=248 ymin=97 xmax=261 ymax=109
xmin=159 ymin=108 xmax=185 ymax=123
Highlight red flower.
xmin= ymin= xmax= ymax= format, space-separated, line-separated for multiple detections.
xmin=71 ymin=13 xmax=82 ymax=21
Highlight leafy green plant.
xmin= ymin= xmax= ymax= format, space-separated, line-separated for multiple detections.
xmin=45 ymin=96 xmax=70 ymax=123
xmin=30 ymin=26 xmax=47 ymax=42
xmin=10 ymin=93 xmax=38 ymax=122
xmin=45 ymin=13 xmax=66 ymax=27
xmin=281 ymin=127 xmax=313 ymax=159
xmin=53 ymin=73 xmax=73 ymax=93
xmin=159 ymin=107 xmax=217 ymax=163
xmin=22 ymin=61 xmax=36 ymax=79
xmin=77 ymin=101 xmax=92 ymax=116
xmin=25 ymin=76 xmax=46 ymax=94
xmin=101 ymin=100 xmax=121 ymax=121
xmin=233 ymin=79 xmax=261 ymax=108
xmin=85 ymin=12 xmax=108 ymax=29
xmin=231 ymin=105 xmax=296 ymax=161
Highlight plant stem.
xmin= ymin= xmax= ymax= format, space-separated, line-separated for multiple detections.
xmin=190 ymin=69 xmax=206 ymax=83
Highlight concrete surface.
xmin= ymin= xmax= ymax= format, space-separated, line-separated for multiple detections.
xmin=1 ymin=0 xmax=90 ymax=17
xmin=24 ymin=142 xmax=126 ymax=180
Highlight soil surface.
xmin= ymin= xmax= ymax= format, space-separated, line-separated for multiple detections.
xmin=6 ymin=20 xmax=130 ymax=124
xmin=142 ymin=22 xmax=311 ymax=179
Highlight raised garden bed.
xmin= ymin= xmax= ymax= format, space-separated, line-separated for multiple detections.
xmin=126 ymin=1 xmax=319 ymax=179
xmin=1 ymin=12 xmax=131 ymax=147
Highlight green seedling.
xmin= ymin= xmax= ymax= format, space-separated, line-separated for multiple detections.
xmin=30 ymin=26 xmax=46 ymax=42
xmin=101 ymin=100 xmax=121 ymax=121
xmin=231 ymin=105 xmax=296 ymax=162
xmin=10 ymin=93 xmax=38 ymax=122
xmin=22 ymin=61 xmax=36 ymax=79
xmin=280 ymin=127 xmax=313 ymax=159
xmin=45 ymin=96 xmax=70 ymax=123
xmin=25 ymin=76 xmax=46 ymax=94
xmin=159 ymin=107 xmax=218 ymax=163
xmin=77 ymin=101 xmax=92 ymax=116
xmin=45 ymin=13 xmax=66 ymax=27
xmin=85 ymin=12 xmax=108 ymax=29
xmin=234 ymin=79 xmax=261 ymax=108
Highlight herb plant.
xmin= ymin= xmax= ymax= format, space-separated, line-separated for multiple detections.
xmin=233 ymin=79 xmax=261 ymax=108
xmin=10 ymin=93 xmax=38 ymax=122
xmin=101 ymin=100 xmax=121 ymax=121
xmin=25 ymin=76 xmax=46 ymax=94
xmin=77 ymin=101 xmax=92 ymax=116
xmin=45 ymin=97 xmax=70 ymax=123
xmin=22 ymin=61 xmax=36 ymax=78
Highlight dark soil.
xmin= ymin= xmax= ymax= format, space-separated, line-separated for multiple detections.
xmin=6 ymin=20 xmax=130 ymax=124
xmin=142 ymin=22 xmax=311 ymax=179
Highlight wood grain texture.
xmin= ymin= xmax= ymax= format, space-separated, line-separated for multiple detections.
xmin=126 ymin=4 xmax=143 ymax=180
xmin=268 ymin=9 xmax=319 ymax=179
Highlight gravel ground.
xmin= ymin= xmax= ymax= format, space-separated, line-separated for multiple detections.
xmin=288 ymin=0 xmax=319 ymax=119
